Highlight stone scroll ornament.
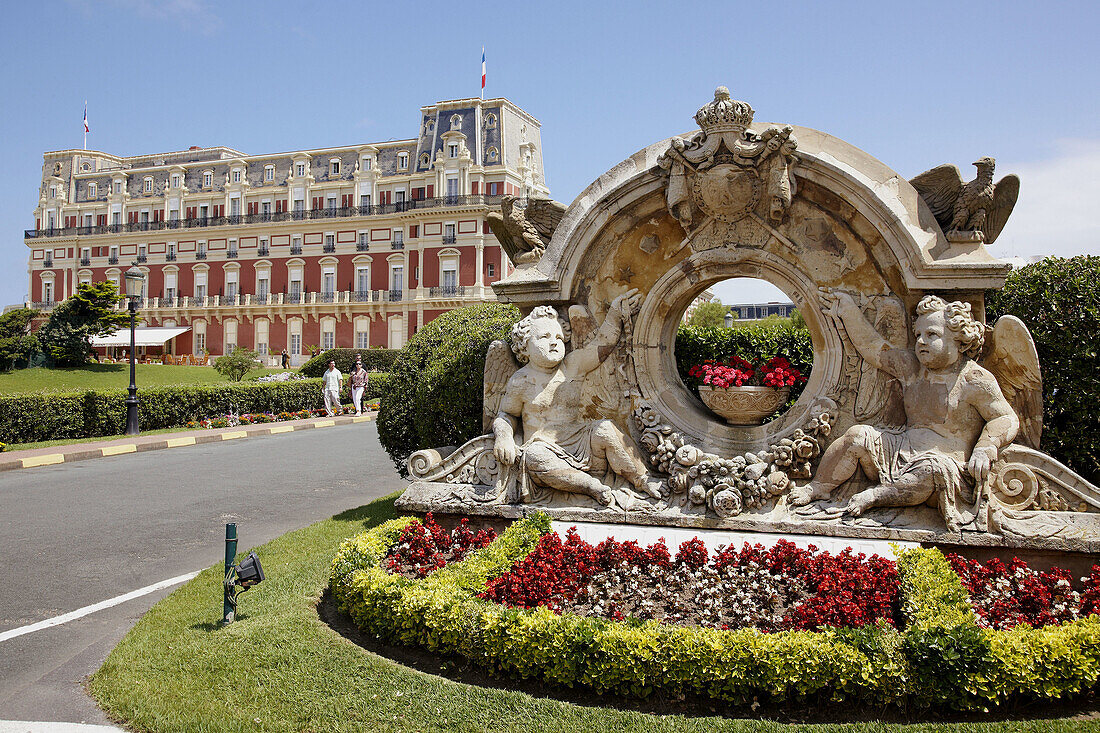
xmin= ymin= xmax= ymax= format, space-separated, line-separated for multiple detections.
xmin=657 ymin=86 xmax=798 ymax=248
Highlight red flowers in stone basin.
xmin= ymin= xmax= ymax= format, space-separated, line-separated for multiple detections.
xmin=480 ymin=530 xmax=900 ymax=632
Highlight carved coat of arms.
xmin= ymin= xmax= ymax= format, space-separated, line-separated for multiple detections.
xmin=658 ymin=87 xmax=799 ymax=246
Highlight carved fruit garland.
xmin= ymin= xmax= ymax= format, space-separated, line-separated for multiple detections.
xmin=633 ymin=399 xmax=833 ymax=518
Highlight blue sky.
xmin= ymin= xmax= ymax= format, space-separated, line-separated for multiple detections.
xmin=1 ymin=0 xmax=1097 ymax=305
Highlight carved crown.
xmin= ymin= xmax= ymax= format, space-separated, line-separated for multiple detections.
xmin=694 ymin=87 xmax=754 ymax=135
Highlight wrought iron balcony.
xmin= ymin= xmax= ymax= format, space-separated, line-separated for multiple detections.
xmin=254 ymin=294 xmax=269 ymax=305
xmin=136 ymin=254 xmax=147 ymax=263
xmin=195 ymin=251 xmax=207 ymax=260
xmin=257 ymin=246 xmax=270 ymax=256
xmin=290 ymin=245 xmax=302 ymax=255
xmin=429 ymin=286 xmax=465 ymax=297
xmin=219 ymin=295 xmax=238 ymax=306
xmin=323 ymin=243 xmax=336 ymax=253
xmin=166 ymin=252 xmax=177 ymax=261
xmin=317 ymin=292 xmax=336 ymax=303
xmin=286 ymin=293 xmax=302 ymax=304
xmin=353 ymin=290 xmax=376 ymax=302
xmin=356 ymin=241 xmax=369 ymax=251
xmin=80 ymin=257 xmax=91 ymax=266
xmin=227 ymin=249 xmax=238 ymax=259
xmin=388 ymin=289 xmax=402 ymax=302
xmin=31 ymin=300 xmax=56 ymax=310
xmin=189 ymin=296 xmax=206 ymax=306
xmin=23 ymin=195 xmax=506 ymax=238
xmin=43 ymin=259 xmax=53 ymax=268
xmin=441 ymin=235 xmax=456 ymax=244
xmin=108 ymin=255 xmax=118 ymax=265
xmin=391 ymin=241 xmax=404 ymax=250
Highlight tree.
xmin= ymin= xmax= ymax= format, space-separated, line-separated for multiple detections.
xmin=214 ymin=347 xmax=261 ymax=382
xmin=0 ymin=308 xmax=39 ymax=371
xmin=37 ymin=282 xmax=130 ymax=367
xmin=686 ymin=300 xmax=730 ymax=329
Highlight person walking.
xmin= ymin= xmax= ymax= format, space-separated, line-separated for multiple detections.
xmin=322 ymin=359 xmax=343 ymax=416
xmin=281 ymin=348 xmax=289 ymax=370
xmin=349 ymin=356 xmax=369 ymax=415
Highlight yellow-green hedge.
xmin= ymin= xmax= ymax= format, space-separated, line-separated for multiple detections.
xmin=330 ymin=518 xmax=1100 ymax=710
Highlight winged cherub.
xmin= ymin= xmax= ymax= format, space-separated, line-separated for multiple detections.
xmin=790 ymin=292 xmax=1024 ymax=531
xmin=486 ymin=196 xmax=568 ymax=265
xmin=910 ymin=157 xmax=1019 ymax=244
xmin=491 ymin=290 xmax=662 ymax=506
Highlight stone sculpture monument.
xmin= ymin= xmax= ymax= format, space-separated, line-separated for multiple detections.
xmin=397 ymin=86 xmax=1100 ymax=554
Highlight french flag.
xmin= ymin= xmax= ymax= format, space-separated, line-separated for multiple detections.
xmin=481 ymin=48 xmax=486 ymax=99
xmin=83 ymin=102 xmax=89 ymax=133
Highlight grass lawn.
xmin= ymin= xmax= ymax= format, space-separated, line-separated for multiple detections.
xmin=0 ymin=364 xmax=284 ymax=394
xmin=89 ymin=494 xmax=1100 ymax=733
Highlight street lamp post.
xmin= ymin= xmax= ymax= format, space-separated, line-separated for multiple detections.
xmin=123 ymin=264 xmax=145 ymax=436
xmin=724 ymin=310 xmax=734 ymax=328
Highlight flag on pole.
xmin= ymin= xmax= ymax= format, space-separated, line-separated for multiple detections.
xmin=83 ymin=101 xmax=89 ymax=150
xmin=481 ymin=48 xmax=486 ymax=99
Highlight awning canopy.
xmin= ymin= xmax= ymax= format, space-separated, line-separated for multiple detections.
xmin=91 ymin=326 xmax=191 ymax=348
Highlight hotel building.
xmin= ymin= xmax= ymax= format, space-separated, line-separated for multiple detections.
xmin=24 ymin=96 xmax=547 ymax=364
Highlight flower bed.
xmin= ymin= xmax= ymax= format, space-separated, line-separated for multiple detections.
xmin=183 ymin=400 xmax=381 ymax=430
xmin=330 ymin=514 xmax=1100 ymax=710
xmin=481 ymin=531 xmax=898 ymax=631
xmin=385 ymin=514 xmax=496 ymax=578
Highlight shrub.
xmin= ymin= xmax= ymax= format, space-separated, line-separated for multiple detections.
xmin=0 ymin=380 xmax=325 ymax=444
xmin=298 ymin=348 xmax=399 ymax=377
xmin=213 ymin=347 xmax=261 ymax=382
xmin=377 ymin=302 xmax=521 ymax=475
xmin=986 ymin=256 xmax=1100 ymax=484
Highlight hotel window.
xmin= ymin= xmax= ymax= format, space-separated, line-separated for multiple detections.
xmin=322 ymin=268 xmax=335 ymax=294
xmin=256 ymin=321 xmax=269 ymax=356
xmin=358 ymin=232 xmax=368 ymax=248
xmin=230 ymin=198 xmax=240 ymax=217
xmin=290 ymin=332 xmax=301 ymax=355
xmin=197 ymin=241 xmax=207 ymax=258
xmin=113 ymin=212 xmax=122 ymax=225
xmin=322 ymin=327 xmax=335 ymax=350
xmin=226 ymin=271 xmax=238 ymax=299
xmin=169 ymin=208 xmax=179 ymax=221
xmin=261 ymin=201 xmax=271 ymax=215
xmin=392 ymin=229 xmax=403 ymax=246
xmin=109 ymin=245 xmax=118 ymax=260
xmin=361 ymin=156 xmax=372 ymax=171
xmin=138 ymin=244 xmax=147 ymax=260
xmin=88 ymin=182 xmax=97 ymax=197
xmin=295 ymin=163 xmax=305 ymax=176
xmin=194 ymin=331 xmax=206 ymax=355
xmin=484 ymin=112 xmax=497 ymax=128
xmin=397 ymin=153 xmax=408 ymax=170
xmin=164 ymin=271 xmax=177 ymax=300
xmin=293 ymin=198 xmax=304 ymax=212
xmin=195 ymin=271 xmax=207 ymax=300
xmin=356 ymin=267 xmax=370 ymax=293
xmin=394 ymin=190 xmax=405 ymax=204
xmin=442 ymin=263 xmax=457 ymax=290
xmin=43 ymin=280 xmax=54 ymax=303
xmin=487 ymin=263 xmax=495 ymax=277
xmin=330 ymin=159 xmax=340 ymax=175
xmin=232 ymin=169 xmax=242 ymax=183
xmin=49 ymin=186 xmax=57 ymax=199
xmin=390 ymin=264 xmax=403 ymax=292
xmin=448 ymin=144 xmax=458 ymax=158
xmin=113 ymin=181 xmax=122 ymax=194
xmin=327 ymin=196 xmax=337 ymax=210
xmin=225 ymin=321 xmax=238 ymax=354
xmin=143 ymin=177 xmax=153 ymax=193
xmin=446 ymin=177 xmax=459 ymax=198
xmin=257 ymin=276 xmax=269 ymax=299
xmin=359 ymin=193 xmax=371 ymax=207
xmin=167 ymin=243 xmax=176 ymax=259
xmin=84 ymin=214 xmax=93 ymax=227
xmin=264 ymin=165 xmax=274 ymax=182
xmin=228 ymin=239 xmax=238 ymax=257
xmin=203 ymin=171 xmax=212 ymax=188
xmin=171 ymin=174 xmax=181 ymax=188
xmin=356 ymin=330 xmax=369 ymax=349
xmin=199 ymin=204 xmax=209 ymax=218
xmin=419 ymin=153 xmax=430 ymax=167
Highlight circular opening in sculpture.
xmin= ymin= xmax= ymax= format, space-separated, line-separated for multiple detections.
xmin=675 ymin=277 xmax=812 ymax=426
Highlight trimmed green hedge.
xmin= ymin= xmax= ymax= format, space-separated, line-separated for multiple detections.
xmin=377 ymin=303 xmax=521 ymax=476
xmin=299 ymin=348 xmax=400 ymax=377
xmin=331 ymin=517 xmax=1100 ymax=710
xmin=987 ymin=256 xmax=1100 ymax=484
xmin=0 ymin=380 xmax=325 ymax=444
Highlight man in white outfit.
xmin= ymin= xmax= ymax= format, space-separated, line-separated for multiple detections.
xmin=322 ymin=360 xmax=343 ymax=416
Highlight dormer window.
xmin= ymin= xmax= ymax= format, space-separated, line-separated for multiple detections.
xmin=171 ymin=174 xmax=181 ymax=188
xmin=486 ymin=147 xmax=499 ymax=163
xmin=113 ymin=181 xmax=122 ymax=194
xmin=232 ymin=169 xmax=242 ymax=183
xmin=264 ymin=165 xmax=274 ymax=182
xmin=450 ymin=113 xmax=462 ymax=130
xmin=296 ymin=163 xmax=306 ymax=176
xmin=397 ymin=153 xmax=408 ymax=170
xmin=49 ymin=185 xmax=57 ymax=199
xmin=143 ymin=177 xmax=153 ymax=193
xmin=449 ymin=144 xmax=458 ymax=158
xmin=419 ymin=153 xmax=430 ymax=167
xmin=330 ymin=159 xmax=341 ymax=175
xmin=202 ymin=171 xmax=212 ymax=188
xmin=361 ymin=156 xmax=373 ymax=171
xmin=81 ymin=162 xmax=91 ymax=171
xmin=88 ymin=182 xmax=97 ymax=197
xmin=484 ymin=112 xmax=497 ymax=128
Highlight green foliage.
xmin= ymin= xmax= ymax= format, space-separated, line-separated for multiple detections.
xmin=0 ymin=380 xmax=324 ymax=443
xmin=986 ymin=256 xmax=1100 ymax=484
xmin=213 ymin=347 xmax=261 ymax=382
xmin=685 ymin=300 xmax=729 ymax=329
xmin=377 ymin=302 xmax=521 ymax=475
xmin=298 ymin=347 xmax=400 ymax=377
xmin=0 ymin=308 xmax=40 ymax=371
xmin=37 ymin=282 xmax=131 ymax=367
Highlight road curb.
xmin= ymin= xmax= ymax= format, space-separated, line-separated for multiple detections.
xmin=0 ymin=414 xmax=375 ymax=473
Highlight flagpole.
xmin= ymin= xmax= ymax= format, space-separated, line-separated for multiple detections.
xmin=480 ymin=48 xmax=485 ymax=100
xmin=83 ymin=101 xmax=87 ymax=150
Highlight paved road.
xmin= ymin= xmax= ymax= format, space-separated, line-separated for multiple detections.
xmin=0 ymin=421 xmax=405 ymax=726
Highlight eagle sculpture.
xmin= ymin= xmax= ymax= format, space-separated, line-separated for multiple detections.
xmin=909 ymin=157 xmax=1019 ymax=244
xmin=486 ymin=196 xmax=567 ymax=265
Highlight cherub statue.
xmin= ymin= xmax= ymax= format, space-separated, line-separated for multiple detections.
xmin=487 ymin=290 xmax=662 ymax=506
xmin=790 ymin=291 xmax=1041 ymax=531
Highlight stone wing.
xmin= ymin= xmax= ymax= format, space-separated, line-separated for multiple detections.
xmin=523 ymin=198 xmax=568 ymax=243
xmin=983 ymin=174 xmax=1020 ymax=245
xmin=982 ymin=315 xmax=1043 ymax=449
xmin=486 ymin=208 xmax=526 ymax=265
xmin=483 ymin=339 xmax=519 ymax=433
xmin=910 ymin=164 xmax=964 ymax=232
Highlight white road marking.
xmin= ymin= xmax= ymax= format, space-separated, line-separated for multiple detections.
xmin=0 ymin=572 xmax=200 ymax=644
